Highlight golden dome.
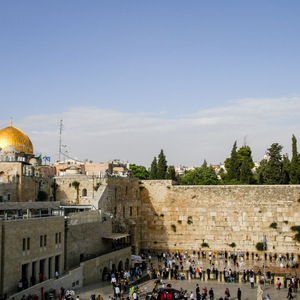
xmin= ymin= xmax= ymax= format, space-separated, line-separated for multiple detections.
xmin=0 ymin=123 xmax=33 ymax=155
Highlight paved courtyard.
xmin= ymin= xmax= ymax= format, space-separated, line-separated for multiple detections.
xmin=74 ymin=255 xmax=299 ymax=300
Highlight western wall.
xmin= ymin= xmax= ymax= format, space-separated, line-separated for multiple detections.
xmin=139 ymin=180 xmax=300 ymax=254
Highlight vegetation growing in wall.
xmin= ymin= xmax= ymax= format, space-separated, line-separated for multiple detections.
xmin=270 ymin=222 xmax=278 ymax=229
xmin=255 ymin=242 xmax=267 ymax=251
xmin=171 ymin=224 xmax=176 ymax=232
xmin=229 ymin=242 xmax=236 ymax=248
xmin=94 ymin=182 xmax=100 ymax=191
xmin=291 ymin=226 xmax=300 ymax=242
xmin=177 ymin=220 xmax=182 ymax=224
xmin=187 ymin=216 xmax=193 ymax=225
xmin=71 ymin=181 xmax=80 ymax=204
xmin=201 ymin=242 xmax=209 ymax=248
xmin=160 ymin=214 xmax=164 ymax=217
xmin=51 ymin=179 xmax=58 ymax=201
xmin=284 ymin=220 xmax=289 ymax=224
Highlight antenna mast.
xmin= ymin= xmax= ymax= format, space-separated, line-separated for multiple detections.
xmin=59 ymin=119 xmax=63 ymax=162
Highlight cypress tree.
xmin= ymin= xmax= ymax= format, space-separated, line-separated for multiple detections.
xmin=290 ymin=135 xmax=300 ymax=184
xmin=263 ymin=143 xmax=283 ymax=184
xmin=149 ymin=157 xmax=158 ymax=179
xmin=226 ymin=141 xmax=240 ymax=182
xmin=157 ymin=149 xmax=168 ymax=179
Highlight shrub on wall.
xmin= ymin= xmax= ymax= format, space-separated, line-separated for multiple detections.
xmin=229 ymin=242 xmax=236 ymax=248
xmin=255 ymin=242 xmax=267 ymax=251
xmin=270 ymin=222 xmax=278 ymax=229
xmin=187 ymin=216 xmax=193 ymax=225
xmin=291 ymin=226 xmax=300 ymax=242
xmin=201 ymin=242 xmax=209 ymax=248
xmin=171 ymin=224 xmax=177 ymax=232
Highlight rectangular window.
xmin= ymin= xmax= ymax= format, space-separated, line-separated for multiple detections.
xmin=55 ymin=233 xmax=58 ymax=244
xmin=123 ymin=207 xmax=125 ymax=218
xmin=40 ymin=235 xmax=43 ymax=247
xmin=8 ymin=193 xmax=11 ymax=201
xmin=114 ymin=207 xmax=117 ymax=216
xmin=44 ymin=235 xmax=47 ymax=246
xmin=130 ymin=206 xmax=132 ymax=216
xmin=27 ymin=238 xmax=30 ymax=250
xmin=23 ymin=238 xmax=26 ymax=251
xmin=59 ymin=232 xmax=61 ymax=243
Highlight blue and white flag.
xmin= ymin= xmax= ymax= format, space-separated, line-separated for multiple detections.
xmin=43 ymin=156 xmax=51 ymax=162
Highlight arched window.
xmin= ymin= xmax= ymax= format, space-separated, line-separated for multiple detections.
xmin=82 ymin=189 xmax=87 ymax=197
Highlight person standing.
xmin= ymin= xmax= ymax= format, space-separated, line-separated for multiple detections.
xmin=195 ymin=284 xmax=200 ymax=296
xmin=237 ymin=288 xmax=241 ymax=300
xmin=208 ymin=288 xmax=214 ymax=300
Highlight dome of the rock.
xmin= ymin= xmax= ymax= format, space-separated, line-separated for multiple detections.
xmin=0 ymin=124 xmax=33 ymax=155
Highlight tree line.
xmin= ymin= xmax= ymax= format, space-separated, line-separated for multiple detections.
xmin=129 ymin=135 xmax=300 ymax=185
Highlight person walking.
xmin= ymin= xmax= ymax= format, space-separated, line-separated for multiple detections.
xmin=224 ymin=288 xmax=230 ymax=300
xmin=250 ymin=276 xmax=255 ymax=288
xmin=237 ymin=287 xmax=241 ymax=300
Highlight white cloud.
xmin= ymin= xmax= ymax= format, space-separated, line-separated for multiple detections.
xmin=12 ymin=96 xmax=300 ymax=167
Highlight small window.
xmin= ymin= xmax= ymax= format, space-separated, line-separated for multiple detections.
xmin=55 ymin=233 xmax=58 ymax=244
xmin=114 ymin=207 xmax=117 ymax=216
xmin=7 ymin=193 xmax=11 ymax=201
xmin=59 ymin=232 xmax=61 ymax=243
xmin=27 ymin=238 xmax=30 ymax=250
xmin=130 ymin=206 xmax=132 ymax=216
xmin=44 ymin=235 xmax=47 ymax=246
xmin=125 ymin=186 xmax=128 ymax=195
xmin=40 ymin=236 xmax=43 ymax=247
xmin=82 ymin=189 xmax=87 ymax=197
xmin=123 ymin=207 xmax=125 ymax=218
xmin=23 ymin=238 xmax=26 ymax=251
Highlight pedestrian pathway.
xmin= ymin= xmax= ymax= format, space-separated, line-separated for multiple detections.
xmin=74 ymin=278 xmax=299 ymax=300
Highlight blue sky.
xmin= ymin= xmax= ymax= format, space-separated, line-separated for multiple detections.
xmin=1 ymin=1 xmax=300 ymax=167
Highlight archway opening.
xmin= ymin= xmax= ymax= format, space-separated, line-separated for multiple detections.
xmin=102 ymin=267 xmax=109 ymax=281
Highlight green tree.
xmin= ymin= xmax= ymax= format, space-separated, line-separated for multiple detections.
xmin=179 ymin=167 xmax=219 ymax=185
xmin=238 ymin=146 xmax=255 ymax=184
xmin=282 ymin=154 xmax=290 ymax=184
xmin=290 ymin=135 xmax=300 ymax=184
xmin=225 ymin=141 xmax=240 ymax=183
xmin=157 ymin=149 xmax=168 ymax=179
xmin=166 ymin=165 xmax=177 ymax=181
xmin=260 ymin=143 xmax=284 ymax=184
xmin=129 ymin=164 xmax=149 ymax=180
xmin=149 ymin=157 xmax=158 ymax=179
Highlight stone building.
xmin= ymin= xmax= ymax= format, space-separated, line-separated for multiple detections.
xmin=0 ymin=122 xmax=131 ymax=296
xmin=0 ymin=201 xmax=64 ymax=294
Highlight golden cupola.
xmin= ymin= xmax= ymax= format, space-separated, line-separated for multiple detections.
xmin=0 ymin=120 xmax=33 ymax=155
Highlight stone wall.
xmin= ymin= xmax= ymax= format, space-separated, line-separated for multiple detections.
xmin=140 ymin=181 xmax=300 ymax=254
xmin=80 ymin=247 xmax=131 ymax=286
xmin=65 ymin=211 xmax=113 ymax=270
xmin=55 ymin=174 xmax=101 ymax=205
